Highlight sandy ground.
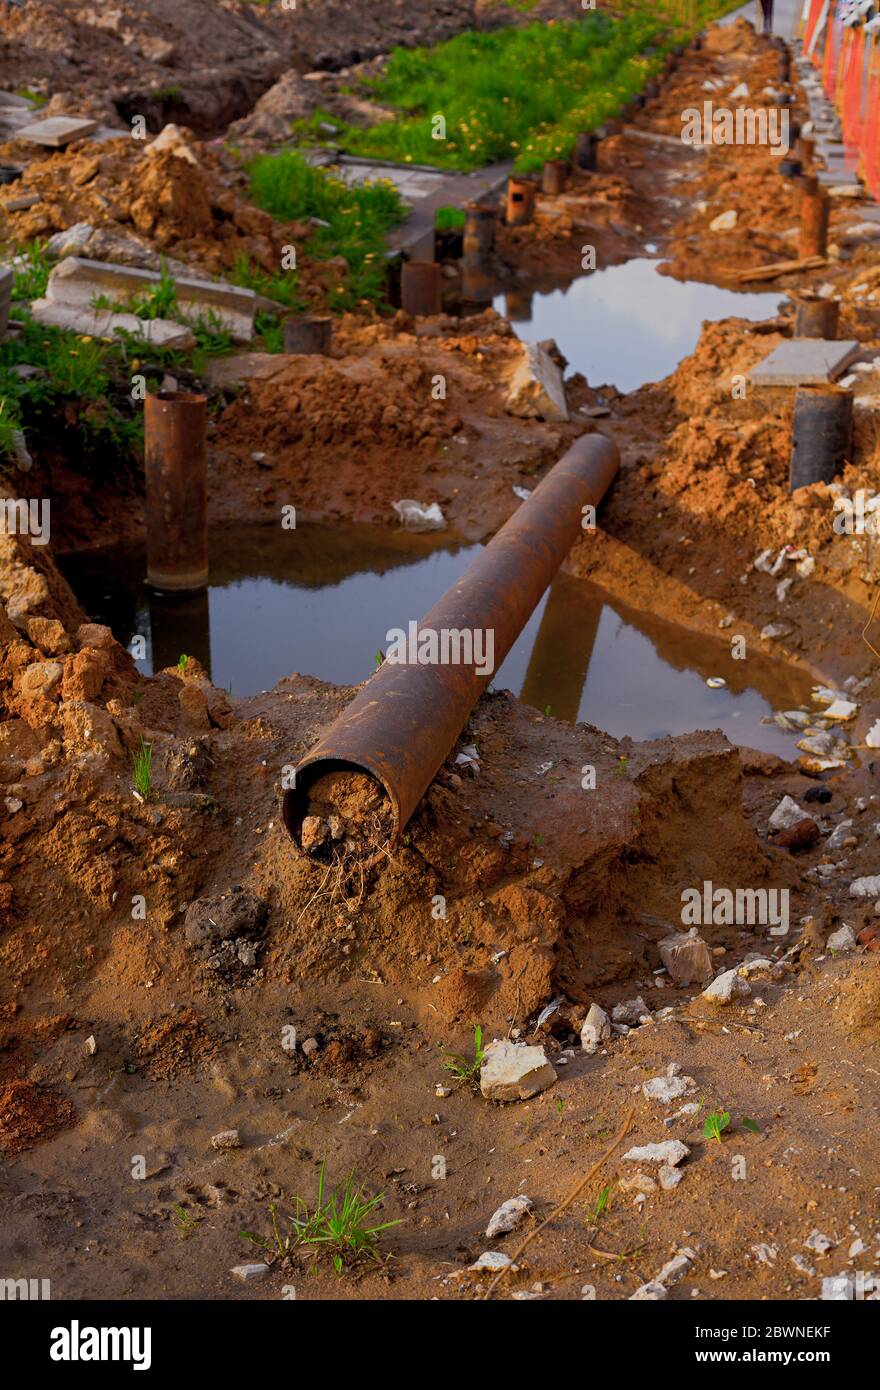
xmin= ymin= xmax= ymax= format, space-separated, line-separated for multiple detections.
xmin=1 ymin=14 xmax=880 ymax=1303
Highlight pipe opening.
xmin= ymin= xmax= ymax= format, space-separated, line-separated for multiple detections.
xmin=282 ymin=758 xmax=399 ymax=864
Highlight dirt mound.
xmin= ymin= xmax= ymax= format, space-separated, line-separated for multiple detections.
xmin=0 ymin=1078 xmax=75 ymax=1155
xmin=3 ymin=134 xmax=308 ymax=277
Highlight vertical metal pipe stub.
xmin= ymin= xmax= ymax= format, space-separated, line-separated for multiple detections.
xmin=789 ymin=385 xmax=853 ymax=493
xmin=144 ymin=390 xmax=208 ymax=593
xmin=282 ymin=315 xmax=333 ymax=355
xmin=799 ymin=189 xmax=829 ymax=259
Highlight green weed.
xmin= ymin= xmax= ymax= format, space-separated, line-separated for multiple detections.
xmin=131 ymin=737 xmax=153 ymax=799
xmin=242 ymin=1160 xmax=399 ymax=1274
xmin=442 ymin=1024 xmax=486 ymax=1086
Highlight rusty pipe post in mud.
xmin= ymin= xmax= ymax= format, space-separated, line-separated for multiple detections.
xmin=574 ymin=132 xmax=598 ymax=170
xmin=401 ymin=260 xmax=443 ymax=316
xmin=789 ymin=385 xmax=852 ymax=493
xmin=144 ymin=390 xmax=208 ymax=593
xmin=798 ymin=188 xmax=829 ymax=258
xmin=793 ymin=294 xmax=839 ymax=339
xmin=283 ymin=315 xmax=332 ymax=355
xmin=541 ymin=160 xmax=569 ymax=196
xmin=461 ymin=202 xmax=495 ymax=304
xmin=281 ymin=433 xmax=620 ymax=853
xmin=506 ymin=176 xmax=537 ymax=226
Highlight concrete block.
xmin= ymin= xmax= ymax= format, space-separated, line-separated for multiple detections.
xmin=30 ymin=298 xmax=195 ymax=348
xmin=16 ymin=116 xmax=98 ymax=147
xmin=42 ymin=256 xmax=255 ymax=341
xmin=749 ymin=339 xmax=862 ymax=388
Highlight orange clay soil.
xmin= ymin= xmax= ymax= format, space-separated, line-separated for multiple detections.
xmin=2 ymin=19 xmax=880 ymax=1302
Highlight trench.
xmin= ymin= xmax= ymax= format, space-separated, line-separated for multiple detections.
xmin=61 ymin=521 xmax=815 ymax=760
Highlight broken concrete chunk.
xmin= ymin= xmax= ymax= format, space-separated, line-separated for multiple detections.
xmin=850 ymin=875 xmax=880 ymax=898
xmin=486 ymin=1195 xmax=533 ymax=1239
xmin=469 ymin=1251 xmax=514 ymax=1272
xmin=659 ymin=928 xmax=713 ymax=986
xmin=480 ymin=1040 xmax=557 ymax=1102
xmin=658 ymin=1164 xmax=683 ymax=1191
xmin=623 ymin=1140 xmax=690 ymax=1167
xmin=702 ymin=967 xmax=751 ymax=1005
xmin=768 ymin=795 xmax=807 ymax=832
xmin=826 ymin=923 xmax=856 ymax=951
xmin=17 ymin=115 xmax=99 ymax=147
xmin=642 ymin=1064 xmax=696 ymax=1105
xmin=36 ymin=256 xmax=255 ymax=342
xmin=231 ymin=1263 xmax=269 ymax=1281
xmin=612 ymin=995 xmax=650 ymax=1026
xmin=505 ymin=340 xmax=569 ymax=423
xmin=749 ymin=339 xmax=862 ymax=388
xmin=580 ymin=1001 xmax=611 ymax=1055
xmin=31 ymin=298 xmax=195 ymax=349
xmin=630 ymin=1280 xmax=667 ymax=1300
xmin=804 ymin=1229 xmax=836 ymax=1255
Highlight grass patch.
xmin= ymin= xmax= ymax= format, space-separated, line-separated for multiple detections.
xmin=290 ymin=4 xmax=740 ymax=174
xmin=435 ymin=205 xmax=466 ymax=232
xmin=242 ymin=1160 xmax=399 ymax=1275
xmin=248 ymin=152 xmax=404 ymax=310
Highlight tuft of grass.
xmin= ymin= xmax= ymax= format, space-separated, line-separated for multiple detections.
xmin=442 ymin=1023 xmax=486 ymax=1086
xmin=435 ymin=205 xmax=466 ymax=232
xmin=248 ymin=152 xmax=404 ymax=310
xmin=131 ymin=737 xmax=153 ymax=799
xmin=242 ymin=1160 xmax=399 ymax=1274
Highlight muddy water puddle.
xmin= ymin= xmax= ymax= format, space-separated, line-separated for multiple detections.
xmin=494 ymin=258 xmax=784 ymax=393
xmin=62 ymin=524 xmax=813 ymax=757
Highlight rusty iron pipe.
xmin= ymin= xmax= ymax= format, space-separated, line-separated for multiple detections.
xmin=144 ymin=390 xmax=208 ymax=593
xmin=281 ymin=433 xmax=619 ymax=852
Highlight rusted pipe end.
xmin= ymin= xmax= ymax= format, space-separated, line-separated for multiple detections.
xmin=281 ymin=433 xmax=619 ymax=861
xmin=281 ymin=756 xmax=401 ymax=868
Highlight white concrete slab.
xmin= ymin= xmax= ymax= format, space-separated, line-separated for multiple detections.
xmin=750 ymin=338 xmax=862 ymax=387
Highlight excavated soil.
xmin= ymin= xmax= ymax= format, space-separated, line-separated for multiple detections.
xmin=3 ymin=13 xmax=880 ymax=1305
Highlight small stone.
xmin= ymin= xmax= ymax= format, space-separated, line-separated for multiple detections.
xmin=630 ymin=1281 xmax=667 ymax=1300
xmin=850 ymin=875 xmax=880 ymax=898
xmin=580 ymin=1002 xmax=611 ymax=1054
xmin=480 ymin=1040 xmax=556 ymax=1102
xmin=301 ymin=815 xmax=328 ymax=851
xmin=301 ymin=1037 xmax=320 ymax=1058
xmin=469 ymin=1251 xmax=513 ymax=1272
xmin=827 ymin=819 xmax=854 ymax=851
xmin=804 ymin=1229 xmax=835 ymax=1255
xmin=211 ymin=1128 xmax=241 ymax=1151
xmin=619 ymin=1172 xmax=657 ymax=1195
xmin=658 ymin=1164 xmax=683 ymax=1191
xmin=3 ymin=797 xmax=23 ymax=814
xmin=768 ymin=795 xmax=807 ymax=832
xmin=486 ymin=1195 xmax=533 ymax=1239
xmin=642 ymin=1064 xmax=696 ymax=1105
xmin=231 ymin=1263 xmax=269 ymax=1281
xmin=611 ymin=996 xmax=650 ymax=1026
xmin=84 ymin=1034 xmax=97 ymax=1056
xmin=702 ymin=968 xmax=751 ymax=1006
xmin=659 ymin=929 xmax=713 ymax=986
xmin=826 ymin=923 xmax=856 ymax=951
xmin=20 ymin=660 xmax=63 ymax=699
xmin=623 ymin=1140 xmax=689 ymax=1167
